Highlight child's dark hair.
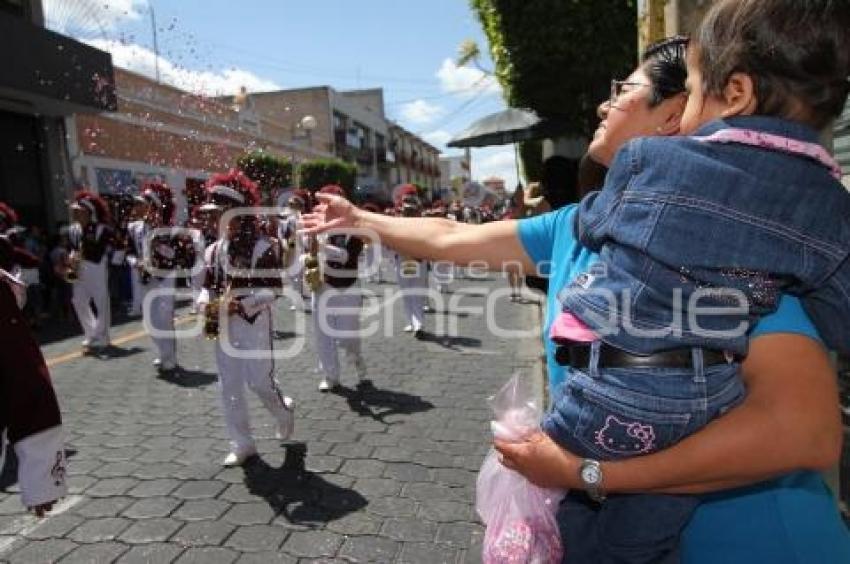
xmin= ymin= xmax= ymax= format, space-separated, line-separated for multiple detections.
xmin=696 ymin=0 xmax=850 ymax=130
xmin=641 ymin=35 xmax=689 ymax=107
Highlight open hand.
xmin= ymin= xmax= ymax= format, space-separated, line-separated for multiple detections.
xmin=494 ymin=430 xmax=579 ymax=489
xmin=299 ymin=194 xmax=360 ymax=235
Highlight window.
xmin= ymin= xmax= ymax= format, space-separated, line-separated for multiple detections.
xmin=95 ymin=168 xmax=134 ymax=194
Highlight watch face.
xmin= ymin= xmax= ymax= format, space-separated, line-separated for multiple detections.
xmin=581 ymin=464 xmax=601 ymax=485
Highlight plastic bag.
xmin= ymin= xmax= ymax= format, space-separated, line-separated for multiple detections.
xmin=476 ymin=374 xmax=564 ymax=563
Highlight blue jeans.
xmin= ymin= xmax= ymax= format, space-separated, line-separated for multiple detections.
xmin=541 ymin=343 xmax=745 ymax=563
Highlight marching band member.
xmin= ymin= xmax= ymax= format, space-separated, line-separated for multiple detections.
xmin=277 ymin=189 xmax=310 ymax=311
xmin=126 ymin=196 xmax=149 ymax=317
xmin=359 ymin=203 xmax=383 ymax=283
xmin=127 ymin=182 xmax=186 ymax=373
xmin=394 ymin=189 xmax=429 ymax=337
xmin=424 ymin=202 xmax=452 ymax=294
xmin=0 ymin=235 xmax=67 ymax=517
xmin=67 ymin=191 xmax=113 ymax=352
xmin=197 ymin=171 xmax=294 ymax=467
xmin=308 ymin=185 xmax=368 ymax=392
xmin=185 ymin=204 xmax=220 ymax=315
xmin=382 ymin=206 xmax=399 ymax=283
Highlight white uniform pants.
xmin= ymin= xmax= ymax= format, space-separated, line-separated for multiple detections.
xmin=361 ymin=244 xmax=381 ymax=282
xmin=71 ymin=260 xmax=111 ymax=345
xmin=431 ymin=261 xmax=453 ymax=293
xmin=312 ymin=285 xmax=362 ymax=381
xmin=142 ymin=276 xmax=176 ymax=366
xmin=215 ymin=309 xmax=290 ymax=452
xmin=396 ymin=260 xmax=428 ymax=332
xmin=128 ymin=266 xmax=143 ymax=316
xmin=190 ymin=265 xmax=206 ymax=313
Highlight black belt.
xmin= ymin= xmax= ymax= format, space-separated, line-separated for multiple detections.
xmin=555 ymin=343 xmax=732 ymax=369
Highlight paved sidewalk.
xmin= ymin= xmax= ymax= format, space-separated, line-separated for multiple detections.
xmin=0 ymin=275 xmax=544 ymax=563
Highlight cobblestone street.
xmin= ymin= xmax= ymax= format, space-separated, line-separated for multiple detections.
xmin=0 ymin=276 xmax=543 ymax=563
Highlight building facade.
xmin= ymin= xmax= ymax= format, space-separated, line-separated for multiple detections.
xmin=439 ymin=152 xmax=472 ymax=198
xmin=246 ymin=87 xmax=440 ymax=202
xmin=386 ymin=123 xmax=441 ymax=193
xmin=0 ymin=0 xmax=115 ymax=232
xmin=71 ymin=69 xmax=332 ymax=221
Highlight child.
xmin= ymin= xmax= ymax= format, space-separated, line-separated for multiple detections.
xmin=543 ymin=0 xmax=850 ymax=561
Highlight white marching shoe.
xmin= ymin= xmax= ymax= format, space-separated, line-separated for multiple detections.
xmin=318 ymin=378 xmax=340 ymax=392
xmin=276 ymin=397 xmax=295 ymax=440
xmin=222 ymin=447 xmax=257 ymax=467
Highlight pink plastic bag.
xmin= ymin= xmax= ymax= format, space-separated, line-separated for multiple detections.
xmin=476 ymin=374 xmax=564 ymax=563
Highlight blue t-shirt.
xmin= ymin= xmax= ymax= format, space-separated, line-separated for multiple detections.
xmin=518 ymin=205 xmax=850 ymax=563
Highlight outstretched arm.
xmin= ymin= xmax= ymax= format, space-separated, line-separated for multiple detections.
xmin=300 ymin=194 xmax=538 ymax=274
xmin=496 ymin=333 xmax=842 ymax=494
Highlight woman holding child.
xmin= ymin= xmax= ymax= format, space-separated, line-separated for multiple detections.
xmin=303 ymin=1 xmax=850 ymax=561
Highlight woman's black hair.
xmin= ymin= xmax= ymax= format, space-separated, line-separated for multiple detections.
xmin=641 ymin=35 xmax=689 ymax=107
xmin=541 ymin=156 xmax=579 ymax=210
xmin=695 ymin=0 xmax=850 ymax=130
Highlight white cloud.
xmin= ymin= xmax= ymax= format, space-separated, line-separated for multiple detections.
xmin=422 ymin=130 xmax=453 ymax=147
xmin=400 ymin=99 xmax=445 ymax=125
xmin=44 ymin=0 xmax=144 ymax=35
xmin=84 ymin=39 xmax=281 ymax=97
xmin=472 ymin=147 xmax=518 ymax=191
xmin=436 ymin=58 xmax=501 ymax=98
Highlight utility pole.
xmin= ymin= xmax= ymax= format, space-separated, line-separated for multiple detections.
xmin=150 ymin=2 xmax=161 ymax=84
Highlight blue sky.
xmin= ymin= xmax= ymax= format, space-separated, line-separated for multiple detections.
xmin=45 ymin=0 xmax=519 ymax=187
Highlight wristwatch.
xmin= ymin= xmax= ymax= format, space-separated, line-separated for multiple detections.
xmin=579 ymin=458 xmax=606 ymax=502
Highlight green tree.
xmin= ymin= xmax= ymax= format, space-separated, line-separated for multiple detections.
xmin=297 ymin=158 xmax=357 ymax=194
xmin=236 ymin=151 xmax=293 ymax=204
xmin=469 ymin=0 xmax=637 ymax=138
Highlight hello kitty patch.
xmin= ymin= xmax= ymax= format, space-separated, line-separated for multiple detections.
xmin=594 ymin=415 xmax=656 ymax=454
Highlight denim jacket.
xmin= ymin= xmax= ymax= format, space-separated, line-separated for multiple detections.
xmin=559 ymin=116 xmax=850 ymax=355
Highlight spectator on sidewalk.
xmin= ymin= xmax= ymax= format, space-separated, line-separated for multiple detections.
xmin=300 ymin=30 xmax=850 ymax=562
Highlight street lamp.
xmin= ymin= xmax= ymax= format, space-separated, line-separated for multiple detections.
xmin=291 ymin=115 xmax=317 ymax=184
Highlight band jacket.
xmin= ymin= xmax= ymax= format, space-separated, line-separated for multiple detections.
xmin=0 ymin=276 xmax=67 ymax=508
xmin=200 ymin=235 xmax=284 ymax=323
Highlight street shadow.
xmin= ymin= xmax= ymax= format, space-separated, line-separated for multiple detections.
xmin=423 ymin=307 xmax=471 ymax=318
xmin=1 ymin=448 xmax=77 ymax=492
xmin=273 ymin=330 xmax=298 ymax=340
xmin=157 ymin=367 xmax=217 ymax=388
xmin=36 ymin=308 xmax=140 ymax=347
xmin=87 ymin=345 xmax=145 ymax=360
xmin=414 ymin=330 xmax=482 ymax=350
xmin=243 ymin=444 xmax=367 ymax=525
xmin=332 ymin=381 xmax=435 ymax=424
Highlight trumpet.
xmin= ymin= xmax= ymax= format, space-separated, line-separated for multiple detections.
xmin=65 ymin=252 xmax=82 ymax=283
xmin=303 ymin=234 xmax=323 ymax=292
